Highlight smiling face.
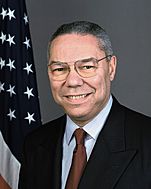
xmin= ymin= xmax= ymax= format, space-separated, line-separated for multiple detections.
xmin=48 ymin=33 xmax=117 ymax=126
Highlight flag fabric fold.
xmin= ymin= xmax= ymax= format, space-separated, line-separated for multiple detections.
xmin=0 ymin=0 xmax=42 ymax=188
xmin=0 ymin=131 xmax=20 ymax=189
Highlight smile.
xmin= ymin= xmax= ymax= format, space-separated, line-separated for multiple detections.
xmin=67 ymin=94 xmax=87 ymax=100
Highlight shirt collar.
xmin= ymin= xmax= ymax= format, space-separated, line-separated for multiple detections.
xmin=65 ymin=95 xmax=113 ymax=145
xmin=84 ymin=95 xmax=112 ymax=140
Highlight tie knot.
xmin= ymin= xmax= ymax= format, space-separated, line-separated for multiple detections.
xmin=74 ymin=128 xmax=85 ymax=145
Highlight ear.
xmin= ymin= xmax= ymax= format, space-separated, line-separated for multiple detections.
xmin=109 ymin=55 xmax=117 ymax=81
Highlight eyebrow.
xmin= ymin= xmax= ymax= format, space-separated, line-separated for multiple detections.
xmin=48 ymin=61 xmax=67 ymax=66
xmin=48 ymin=57 xmax=95 ymax=66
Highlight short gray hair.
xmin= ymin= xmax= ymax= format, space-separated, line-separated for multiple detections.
xmin=48 ymin=21 xmax=113 ymax=61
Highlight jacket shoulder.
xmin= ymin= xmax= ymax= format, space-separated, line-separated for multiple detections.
xmin=123 ymin=105 xmax=151 ymax=128
xmin=24 ymin=115 xmax=66 ymax=148
xmin=112 ymin=96 xmax=151 ymax=128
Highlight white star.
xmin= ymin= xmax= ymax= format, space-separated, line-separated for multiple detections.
xmin=0 ymin=7 xmax=7 ymax=20
xmin=6 ymin=58 xmax=16 ymax=71
xmin=7 ymin=8 xmax=16 ymax=21
xmin=0 ymin=32 xmax=6 ymax=44
xmin=24 ymin=86 xmax=34 ymax=99
xmin=23 ymin=37 xmax=31 ymax=49
xmin=6 ymin=34 xmax=15 ymax=46
xmin=24 ymin=112 xmax=35 ymax=124
xmin=23 ymin=13 xmax=28 ymax=24
xmin=7 ymin=109 xmax=16 ymax=121
xmin=0 ymin=57 xmax=5 ymax=69
xmin=23 ymin=62 xmax=33 ymax=75
xmin=0 ymin=82 xmax=5 ymax=93
xmin=7 ymin=84 xmax=16 ymax=97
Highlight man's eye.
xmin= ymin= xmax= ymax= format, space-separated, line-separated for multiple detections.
xmin=80 ymin=65 xmax=95 ymax=70
xmin=52 ymin=68 xmax=65 ymax=72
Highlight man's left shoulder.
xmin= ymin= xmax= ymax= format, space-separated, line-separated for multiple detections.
xmin=124 ymin=106 xmax=151 ymax=128
xmin=123 ymin=106 xmax=151 ymax=145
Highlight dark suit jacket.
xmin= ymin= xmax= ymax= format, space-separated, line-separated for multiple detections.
xmin=19 ymin=97 xmax=151 ymax=189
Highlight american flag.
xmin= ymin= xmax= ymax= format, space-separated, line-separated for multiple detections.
xmin=0 ymin=0 xmax=42 ymax=188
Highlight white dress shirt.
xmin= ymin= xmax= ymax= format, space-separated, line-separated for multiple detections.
xmin=61 ymin=95 xmax=113 ymax=189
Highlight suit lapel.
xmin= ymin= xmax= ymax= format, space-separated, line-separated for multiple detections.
xmin=79 ymin=98 xmax=137 ymax=189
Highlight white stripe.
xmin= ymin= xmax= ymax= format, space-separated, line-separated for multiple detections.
xmin=0 ymin=131 xmax=21 ymax=189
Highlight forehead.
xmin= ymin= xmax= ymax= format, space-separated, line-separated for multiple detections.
xmin=49 ymin=34 xmax=103 ymax=61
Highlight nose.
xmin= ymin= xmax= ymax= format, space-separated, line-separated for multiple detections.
xmin=65 ymin=68 xmax=84 ymax=87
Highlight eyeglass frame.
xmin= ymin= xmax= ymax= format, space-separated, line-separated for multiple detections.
xmin=48 ymin=55 xmax=112 ymax=81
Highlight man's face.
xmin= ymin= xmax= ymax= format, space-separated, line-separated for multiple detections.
xmin=48 ymin=34 xmax=117 ymax=126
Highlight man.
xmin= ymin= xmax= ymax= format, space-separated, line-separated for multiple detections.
xmin=19 ymin=21 xmax=151 ymax=189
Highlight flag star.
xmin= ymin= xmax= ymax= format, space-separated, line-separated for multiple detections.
xmin=24 ymin=112 xmax=35 ymax=124
xmin=7 ymin=84 xmax=16 ymax=97
xmin=24 ymin=86 xmax=34 ymax=99
xmin=0 ymin=82 xmax=5 ymax=93
xmin=7 ymin=8 xmax=16 ymax=20
xmin=23 ymin=62 xmax=33 ymax=75
xmin=0 ymin=7 xmax=7 ymax=20
xmin=6 ymin=58 xmax=16 ymax=71
xmin=6 ymin=34 xmax=15 ymax=46
xmin=23 ymin=13 xmax=28 ymax=24
xmin=0 ymin=57 xmax=5 ymax=69
xmin=23 ymin=37 xmax=31 ymax=49
xmin=7 ymin=109 xmax=16 ymax=121
xmin=0 ymin=32 xmax=6 ymax=44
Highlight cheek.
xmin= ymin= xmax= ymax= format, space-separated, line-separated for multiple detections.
xmin=50 ymin=81 xmax=61 ymax=100
xmin=95 ymin=73 xmax=111 ymax=95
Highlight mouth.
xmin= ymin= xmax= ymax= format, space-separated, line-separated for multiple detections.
xmin=64 ymin=93 xmax=92 ymax=104
xmin=67 ymin=94 xmax=87 ymax=100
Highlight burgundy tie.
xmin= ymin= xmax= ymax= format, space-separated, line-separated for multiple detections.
xmin=65 ymin=128 xmax=87 ymax=189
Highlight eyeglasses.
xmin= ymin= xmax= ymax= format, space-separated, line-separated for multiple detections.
xmin=48 ymin=55 xmax=112 ymax=81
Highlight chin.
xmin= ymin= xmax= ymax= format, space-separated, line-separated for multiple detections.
xmin=66 ymin=109 xmax=85 ymax=118
xmin=67 ymin=109 xmax=92 ymax=121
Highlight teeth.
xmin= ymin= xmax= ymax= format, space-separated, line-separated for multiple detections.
xmin=68 ymin=94 xmax=87 ymax=99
